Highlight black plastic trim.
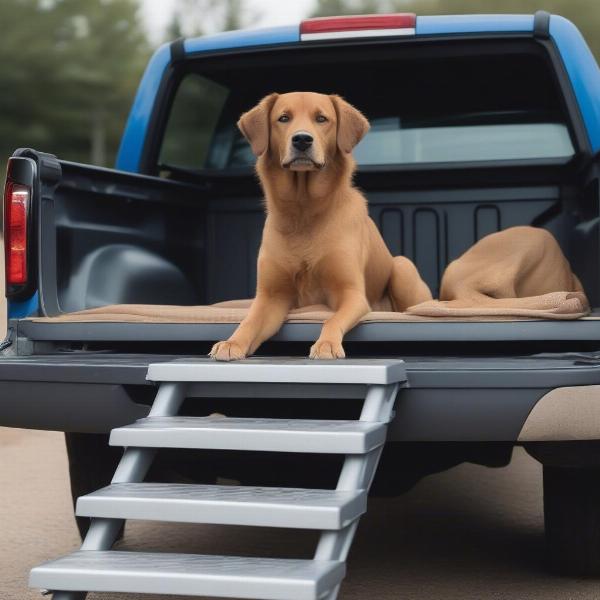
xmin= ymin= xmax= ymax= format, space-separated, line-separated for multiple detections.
xmin=137 ymin=59 xmax=183 ymax=176
xmin=0 ymin=380 xmax=149 ymax=432
xmin=391 ymin=387 xmax=548 ymax=442
xmin=170 ymin=38 xmax=186 ymax=63
xmin=0 ymin=353 xmax=599 ymax=389
xmin=534 ymin=10 xmax=551 ymax=40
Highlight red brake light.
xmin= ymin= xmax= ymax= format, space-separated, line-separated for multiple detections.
xmin=301 ymin=13 xmax=416 ymax=41
xmin=4 ymin=181 xmax=30 ymax=286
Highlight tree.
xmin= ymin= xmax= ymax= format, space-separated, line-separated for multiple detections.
xmin=167 ymin=0 xmax=260 ymax=39
xmin=310 ymin=0 xmax=600 ymax=61
xmin=0 ymin=0 xmax=150 ymax=168
xmin=311 ymin=0 xmax=380 ymax=16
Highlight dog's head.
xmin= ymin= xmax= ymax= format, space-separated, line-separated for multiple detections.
xmin=238 ymin=92 xmax=369 ymax=172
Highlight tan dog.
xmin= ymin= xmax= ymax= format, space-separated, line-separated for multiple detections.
xmin=439 ymin=226 xmax=585 ymax=307
xmin=210 ymin=91 xmax=432 ymax=361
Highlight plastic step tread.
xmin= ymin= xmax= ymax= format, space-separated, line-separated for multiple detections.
xmin=147 ymin=357 xmax=406 ymax=385
xmin=29 ymin=550 xmax=345 ymax=600
xmin=77 ymin=482 xmax=366 ymax=529
xmin=110 ymin=416 xmax=386 ymax=454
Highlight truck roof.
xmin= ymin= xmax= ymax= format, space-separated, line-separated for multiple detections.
xmin=116 ymin=13 xmax=600 ymax=173
xmin=183 ymin=14 xmax=535 ymax=52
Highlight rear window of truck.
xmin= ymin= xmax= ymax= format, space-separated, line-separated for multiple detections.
xmin=158 ymin=42 xmax=575 ymax=173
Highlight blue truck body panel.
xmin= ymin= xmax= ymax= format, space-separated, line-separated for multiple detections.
xmin=415 ymin=14 xmax=534 ymax=35
xmin=9 ymin=292 xmax=39 ymax=319
xmin=115 ymin=42 xmax=171 ymax=173
xmin=9 ymin=14 xmax=600 ymax=319
xmin=550 ymin=16 xmax=600 ymax=152
xmin=184 ymin=24 xmax=299 ymax=55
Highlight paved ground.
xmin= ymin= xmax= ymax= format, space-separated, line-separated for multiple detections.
xmin=3 ymin=427 xmax=600 ymax=599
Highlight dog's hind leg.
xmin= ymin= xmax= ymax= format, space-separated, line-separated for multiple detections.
xmin=388 ymin=256 xmax=433 ymax=311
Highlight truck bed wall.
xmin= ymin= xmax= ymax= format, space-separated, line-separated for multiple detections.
xmin=42 ymin=162 xmax=598 ymax=315
xmin=205 ymin=185 xmax=581 ymax=303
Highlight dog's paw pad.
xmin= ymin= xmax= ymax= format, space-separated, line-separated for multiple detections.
xmin=209 ymin=341 xmax=247 ymax=361
xmin=309 ymin=340 xmax=345 ymax=360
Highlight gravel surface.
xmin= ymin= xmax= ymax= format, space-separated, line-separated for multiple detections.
xmin=2 ymin=426 xmax=599 ymax=599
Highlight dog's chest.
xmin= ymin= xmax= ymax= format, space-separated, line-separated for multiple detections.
xmin=292 ymin=258 xmax=326 ymax=306
xmin=273 ymin=226 xmax=336 ymax=307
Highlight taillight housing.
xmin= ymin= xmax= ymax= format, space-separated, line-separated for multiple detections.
xmin=301 ymin=13 xmax=416 ymax=41
xmin=3 ymin=157 xmax=36 ymax=298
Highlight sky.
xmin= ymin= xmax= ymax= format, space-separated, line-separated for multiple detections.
xmin=140 ymin=0 xmax=316 ymax=44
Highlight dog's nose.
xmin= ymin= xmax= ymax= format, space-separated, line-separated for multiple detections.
xmin=292 ymin=133 xmax=313 ymax=151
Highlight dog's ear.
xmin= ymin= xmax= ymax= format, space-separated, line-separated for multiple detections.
xmin=330 ymin=95 xmax=370 ymax=154
xmin=237 ymin=93 xmax=279 ymax=157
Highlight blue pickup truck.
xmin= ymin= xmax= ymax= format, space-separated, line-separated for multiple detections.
xmin=7 ymin=11 xmax=600 ymax=598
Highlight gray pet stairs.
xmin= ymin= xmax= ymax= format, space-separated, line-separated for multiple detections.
xmin=30 ymin=357 xmax=405 ymax=600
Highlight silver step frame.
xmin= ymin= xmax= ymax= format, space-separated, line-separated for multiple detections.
xmin=30 ymin=357 xmax=405 ymax=600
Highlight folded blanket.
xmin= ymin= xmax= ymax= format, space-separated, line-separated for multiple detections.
xmin=407 ymin=291 xmax=589 ymax=319
xmin=407 ymin=226 xmax=590 ymax=319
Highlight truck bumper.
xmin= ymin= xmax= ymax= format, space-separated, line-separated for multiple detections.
xmin=1 ymin=353 xmax=600 ymax=441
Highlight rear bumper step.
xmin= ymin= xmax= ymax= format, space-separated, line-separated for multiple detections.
xmin=4 ymin=353 xmax=600 ymax=441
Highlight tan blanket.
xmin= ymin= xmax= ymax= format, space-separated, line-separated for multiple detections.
xmin=406 ymin=226 xmax=590 ymax=319
xmin=31 ymin=291 xmax=589 ymax=324
xmin=406 ymin=291 xmax=589 ymax=319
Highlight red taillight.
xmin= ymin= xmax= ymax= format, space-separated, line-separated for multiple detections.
xmin=301 ymin=13 xmax=416 ymax=41
xmin=4 ymin=181 xmax=30 ymax=286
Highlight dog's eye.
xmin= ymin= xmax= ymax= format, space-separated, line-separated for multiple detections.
xmin=278 ymin=114 xmax=290 ymax=123
xmin=316 ymin=115 xmax=328 ymax=123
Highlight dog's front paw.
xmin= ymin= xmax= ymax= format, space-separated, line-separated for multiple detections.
xmin=209 ymin=340 xmax=247 ymax=361
xmin=309 ymin=339 xmax=345 ymax=360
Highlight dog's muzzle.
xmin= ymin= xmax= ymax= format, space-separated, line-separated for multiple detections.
xmin=283 ymin=131 xmax=323 ymax=170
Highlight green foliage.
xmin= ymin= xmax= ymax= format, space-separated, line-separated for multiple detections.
xmin=310 ymin=0 xmax=600 ymax=61
xmin=0 ymin=0 xmax=261 ymax=173
xmin=168 ymin=0 xmax=260 ymax=39
xmin=0 ymin=0 xmax=150 ymax=168
xmin=311 ymin=0 xmax=380 ymax=16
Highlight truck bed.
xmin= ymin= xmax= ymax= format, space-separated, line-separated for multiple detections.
xmin=25 ymin=154 xmax=599 ymax=324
